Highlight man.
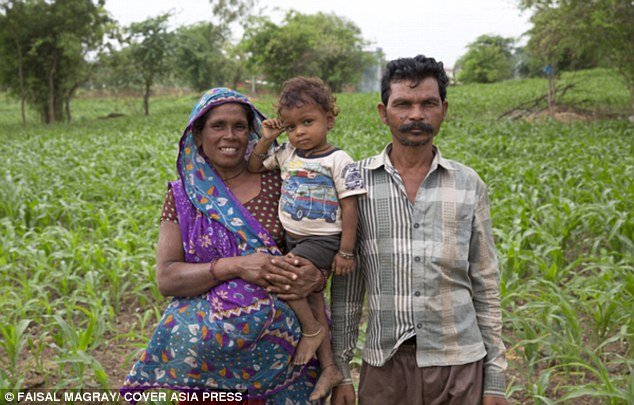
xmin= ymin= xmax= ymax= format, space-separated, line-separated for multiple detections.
xmin=331 ymin=55 xmax=507 ymax=405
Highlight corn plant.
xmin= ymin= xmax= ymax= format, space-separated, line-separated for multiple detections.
xmin=0 ymin=319 xmax=30 ymax=388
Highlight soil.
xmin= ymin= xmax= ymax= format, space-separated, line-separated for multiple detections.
xmin=502 ymin=104 xmax=623 ymax=123
xmin=15 ymin=304 xmax=147 ymax=392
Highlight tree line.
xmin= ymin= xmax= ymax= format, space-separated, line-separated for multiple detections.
xmin=0 ymin=0 xmax=374 ymax=124
xmin=1 ymin=0 xmax=632 ymax=125
xmin=455 ymin=0 xmax=632 ymax=115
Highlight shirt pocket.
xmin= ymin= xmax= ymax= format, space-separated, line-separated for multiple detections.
xmin=431 ymin=218 xmax=472 ymax=268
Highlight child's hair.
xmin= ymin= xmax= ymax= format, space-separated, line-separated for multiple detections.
xmin=277 ymin=76 xmax=339 ymax=117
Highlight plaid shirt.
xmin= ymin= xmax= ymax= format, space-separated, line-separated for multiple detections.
xmin=331 ymin=144 xmax=507 ymax=397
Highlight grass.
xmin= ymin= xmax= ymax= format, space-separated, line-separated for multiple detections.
xmin=0 ymin=68 xmax=632 ymax=403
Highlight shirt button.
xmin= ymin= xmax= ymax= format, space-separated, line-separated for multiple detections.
xmin=416 ymin=323 xmax=423 ymax=329
xmin=414 ymin=256 xmax=421 ymax=262
xmin=414 ymin=291 xmax=421 ymax=297
xmin=413 ymin=223 xmax=420 ymax=229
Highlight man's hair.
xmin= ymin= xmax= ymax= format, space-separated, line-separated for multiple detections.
xmin=380 ymin=55 xmax=449 ymax=105
xmin=277 ymin=76 xmax=339 ymax=117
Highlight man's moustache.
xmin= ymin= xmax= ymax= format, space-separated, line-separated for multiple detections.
xmin=398 ymin=122 xmax=434 ymax=133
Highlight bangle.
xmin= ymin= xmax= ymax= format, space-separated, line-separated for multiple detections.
xmin=314 ymin=268 xmax=329 ymax=293
xmin=252 ymin=150 xmax=269 ymax=160
xmin=335 ymin=378 xmax=353 ymax=387
xmin=209 ymin=259 xmax=219 ymax=280
xmin=337 ymin=250 xmax=354 ymax=260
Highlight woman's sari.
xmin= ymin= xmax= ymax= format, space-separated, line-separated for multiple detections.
xmin=121 ymin=88 xmax=318 ymax=402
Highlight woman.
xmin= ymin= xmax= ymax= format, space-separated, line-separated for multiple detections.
xmin=122 ymin=88 xmax=326 ymax=403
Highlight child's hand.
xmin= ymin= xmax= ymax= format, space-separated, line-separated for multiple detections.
xmin=261 ymin=118 xmax=285 ymax=141
xmin=332 ymin=253 xmax=355 ymax=276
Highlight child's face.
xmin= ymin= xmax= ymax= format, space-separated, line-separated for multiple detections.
xmin=279 ymin=103 xmax=334 ymax=153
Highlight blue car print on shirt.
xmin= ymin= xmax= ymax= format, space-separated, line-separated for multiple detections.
xmin=281 ymin=170 xmax=338 ymax=223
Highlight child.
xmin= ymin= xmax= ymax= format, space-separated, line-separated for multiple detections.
xmin=248 ymin=77 xmax=366 ymax=400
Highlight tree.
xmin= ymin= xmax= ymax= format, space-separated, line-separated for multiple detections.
xmin=456 ymin=35 xmax=515 ymax=84
xmin=95 ymin=1 xmax=256 ymax=97
xmin=209 ymin=0 xmax=256 ymax=27
xmin=243 ymin=11 xmax=372 ymax=92
xmin=172 ymin=22 xmax=232 ymax=91
xmin=519 ymin=0 xmax=634 ymax=115
xmin=523 ymin=5 xmax=601 ymax=74
xmin=0 ymin=0 xmax=112 ymax=124
xmin=0 ymin=0 xmax=32 ymax=127
xmin=125 ymin=13 xmax=173 ymax=115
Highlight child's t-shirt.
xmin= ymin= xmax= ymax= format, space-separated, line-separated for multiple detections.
xmin=263 ymin=143 xmax=366 ymax=236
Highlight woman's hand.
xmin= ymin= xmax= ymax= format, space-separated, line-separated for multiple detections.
xmin=264 ymin=254 xmax=324 ymax=300
xmin=216 ymin=252 xmax=275 ymax=289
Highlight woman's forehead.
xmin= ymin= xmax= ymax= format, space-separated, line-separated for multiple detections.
xmin=206 ymin=103 xmax=248 ymax=120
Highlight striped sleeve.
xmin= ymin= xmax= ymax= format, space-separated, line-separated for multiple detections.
xmin=331 ymin=260 xmax=366 ymax=382
xmin=469 ymin=182 xmax=507 ymax=396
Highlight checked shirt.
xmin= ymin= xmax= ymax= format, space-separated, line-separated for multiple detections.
xmin=331 ymin=145 xmax=507 ymax=397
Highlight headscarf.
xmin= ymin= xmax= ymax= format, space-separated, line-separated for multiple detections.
xmin=177 ymin=88 xmax=282 ymax=257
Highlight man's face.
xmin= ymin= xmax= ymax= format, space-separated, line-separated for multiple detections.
xmin=378 ymin=77 xmax=448 ymax=147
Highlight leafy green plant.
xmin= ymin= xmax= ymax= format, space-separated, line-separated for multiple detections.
xmin=0 ymin=319 xmax=30 ymax=388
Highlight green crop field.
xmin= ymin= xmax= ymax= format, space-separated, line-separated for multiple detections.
xmin=1 ymin=69 xmax=632 ymax=404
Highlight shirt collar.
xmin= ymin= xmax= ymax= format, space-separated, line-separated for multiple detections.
xmin=364 ymin=144 xmax=456 ymax=172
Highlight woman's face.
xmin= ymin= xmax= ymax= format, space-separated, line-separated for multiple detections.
xmin=196 ymin=103 xmax=250 ymax=173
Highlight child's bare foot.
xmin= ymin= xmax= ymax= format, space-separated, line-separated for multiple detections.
xmin=292 ymin=326 xmax=325 ymax=365
xmin=309 ymin=363 xmax=343 ymax=401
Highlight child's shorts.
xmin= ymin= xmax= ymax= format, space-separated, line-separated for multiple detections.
xmin=285 ymin=234 xmax=341 ymax=270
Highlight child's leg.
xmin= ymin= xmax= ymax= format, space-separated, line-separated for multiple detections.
xmin=286 ymin=298 xmax=326 ymax=365
xmin=282 ymin=236 xmax=338 ymax=366
xmin=307 ymin=292 xmax=343 ymax=401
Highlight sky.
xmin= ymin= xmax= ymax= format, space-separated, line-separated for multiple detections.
xmin=105 ymin=0 xmax=533 ymax=68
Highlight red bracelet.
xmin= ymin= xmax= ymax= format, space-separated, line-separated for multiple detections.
xmin=209 ymin=259 xmax=219 ymax=280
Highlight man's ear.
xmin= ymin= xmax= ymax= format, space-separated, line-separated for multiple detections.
xmin=377 ymin=103 xmax=388 ymax=125
xmin=442 ymin=100 xmax=448 ymax=118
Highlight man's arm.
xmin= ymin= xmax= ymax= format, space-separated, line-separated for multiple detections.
xmin=330 ymin=257 xmax=366 ymax=398
xmin=469 ymin=182 xmax=507 ymax=400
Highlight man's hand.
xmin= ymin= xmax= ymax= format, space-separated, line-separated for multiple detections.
xmin=331 ymin=384 xmax=355 ymax=405
xmin=261 ymin=118 xmax=285 ymax=141
xmin=483 ymin=395 xmax=507 ymax=405
xmin=265 ymin=254 xmax=323 ymax=300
